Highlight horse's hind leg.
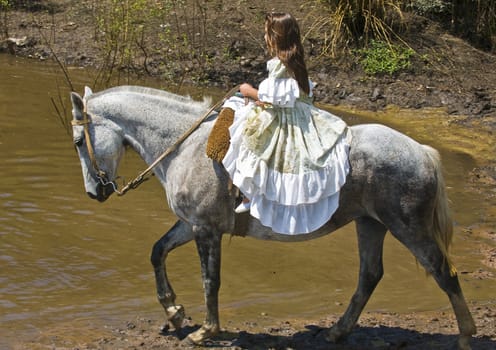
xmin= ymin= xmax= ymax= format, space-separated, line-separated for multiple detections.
xmin=391 ymin=226 xmax=476 ymax=350
xmin=150 ymin=220 xmax=195 ymax=331
xmin=327 ymin=217 xmax=387 ymax=342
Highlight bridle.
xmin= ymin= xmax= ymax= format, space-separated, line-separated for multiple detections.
xmin=70 ymin=85 xmax=240 ymax=197
xmin=70 ymin=106 xmax=118 ymax=191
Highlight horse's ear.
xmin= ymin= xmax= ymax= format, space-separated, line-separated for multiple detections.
xmin=84 ymin=86 xmax=93 ymax=100
xmin=70 ymin=92 xmax=85 ymax=121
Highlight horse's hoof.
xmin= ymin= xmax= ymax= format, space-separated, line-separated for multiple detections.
xmin=186 ymin=325 xmax=219 ymax=345
xmin=186 ymin=331 xmax=205 ymax=345
xmin=182 ymin=334 xmax=201 ymax=346
xmin=458 ymin=336 xmax=472 ymax=350
xmin=159 ymin=323 xmax=170 ymax=334
xmin=166 ymin=305 xmax=185 ymax=330
xmin=325 ymin=325 xmax=344 ymax=343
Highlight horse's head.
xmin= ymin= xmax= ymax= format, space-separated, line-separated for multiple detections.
xmin=70 ymin=87 xmax=125 ymax=202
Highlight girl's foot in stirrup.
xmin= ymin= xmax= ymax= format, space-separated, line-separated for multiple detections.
xmin=235 ymin=200 xmax=250 ymax=213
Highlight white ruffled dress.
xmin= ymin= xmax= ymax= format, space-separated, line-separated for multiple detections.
xmin=222 ymin=58 xmax=351 ymax=234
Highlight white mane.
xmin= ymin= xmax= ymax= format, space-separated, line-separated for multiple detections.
xmin=88 ymin=85 xmax=212 ymax=114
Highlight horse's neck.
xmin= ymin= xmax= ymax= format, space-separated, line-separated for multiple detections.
xmin=117 ymin=105 xmax=211 ymax=192
xmin=107 ymin=97 xmax=201 ymax=165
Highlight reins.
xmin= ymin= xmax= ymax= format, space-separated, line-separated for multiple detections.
xmin=73 ymin=85 xmax=240 ymax=197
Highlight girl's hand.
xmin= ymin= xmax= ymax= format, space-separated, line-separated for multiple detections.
xmin=239 ymin=83 xmax=259 ymax=101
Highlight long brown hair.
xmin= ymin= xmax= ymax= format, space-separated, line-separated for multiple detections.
xmin=265 ymin=12 xmax=310 ymax=95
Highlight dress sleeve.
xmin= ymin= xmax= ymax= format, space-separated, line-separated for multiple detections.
xmin=258 ymin=77 xmax=300 ymax=107
xmin=258 ymin=58 xmax=316 ymax=106
xmin=257 ymin=58 xmax=300 ymax=107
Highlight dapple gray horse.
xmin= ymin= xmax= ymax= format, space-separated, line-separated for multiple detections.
xmin=70 ymin=86 xmax=476 ymax=349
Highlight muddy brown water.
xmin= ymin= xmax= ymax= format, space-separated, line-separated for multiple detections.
xmin=0 ymin=55 xmax=494 ymax=348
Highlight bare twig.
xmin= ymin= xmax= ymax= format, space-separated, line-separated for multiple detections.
xmin=32 ymin=15 xmax=74 ymax=91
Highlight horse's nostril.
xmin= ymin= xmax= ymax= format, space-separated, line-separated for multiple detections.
xmin=104 ymin=182 xmax=116 ymax=197
xmin=93 ymin=182 xmax=115 ymax=202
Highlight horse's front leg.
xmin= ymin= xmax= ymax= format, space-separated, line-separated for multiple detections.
xmin=150 ymin=220 xmax=194 ymax=331
xmin=186 ymin=227 xmax=222 ymax=344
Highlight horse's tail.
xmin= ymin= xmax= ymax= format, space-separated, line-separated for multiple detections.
xmin=423 ymin=145 xmax=456 ymax=276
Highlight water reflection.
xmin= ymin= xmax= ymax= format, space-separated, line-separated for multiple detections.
xmin=0 ymin=55 xmax=494 ymax=347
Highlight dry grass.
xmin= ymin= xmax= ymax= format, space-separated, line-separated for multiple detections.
xmin=304 ymin=0 xmax=405 ymax=57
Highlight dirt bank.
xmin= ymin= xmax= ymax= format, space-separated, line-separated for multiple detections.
xmin=18 ymin=300 xmax=496 ymax=349
xmin=2 ymin=1 xmax=496 ymax=124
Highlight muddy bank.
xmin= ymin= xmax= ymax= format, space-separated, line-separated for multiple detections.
xmin=19 ymin=300 xmax=496 ymax=349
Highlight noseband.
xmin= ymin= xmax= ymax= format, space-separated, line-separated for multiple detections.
xmin=71 ymin=107 xmax=118 ymax=192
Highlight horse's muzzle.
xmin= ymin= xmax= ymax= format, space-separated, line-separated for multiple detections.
xmin=87 ymin=181 xmax=116 ymax=202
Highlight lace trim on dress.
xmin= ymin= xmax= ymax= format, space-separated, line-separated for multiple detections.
xmin=228 ymin=132 xmax=350 ymax=205
xmin=250 ymin=191 xmax=341 ymax=234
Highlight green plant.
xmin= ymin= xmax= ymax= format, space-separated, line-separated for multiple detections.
xmin=357 ymin=40 xmax=414 ymax=75
xmin=152 ymin=0 xmax=211 ymax=83
xmin=88 ymin=0 xmax=212 ymax=87
xmin=90 ymin=0 xmax=151 ymax=87
xmin=408 ymin=0 xmax=449 ymax=16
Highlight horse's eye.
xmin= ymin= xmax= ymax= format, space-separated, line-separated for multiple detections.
xmin=74 ymin=137 xmax=83 ymax=147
